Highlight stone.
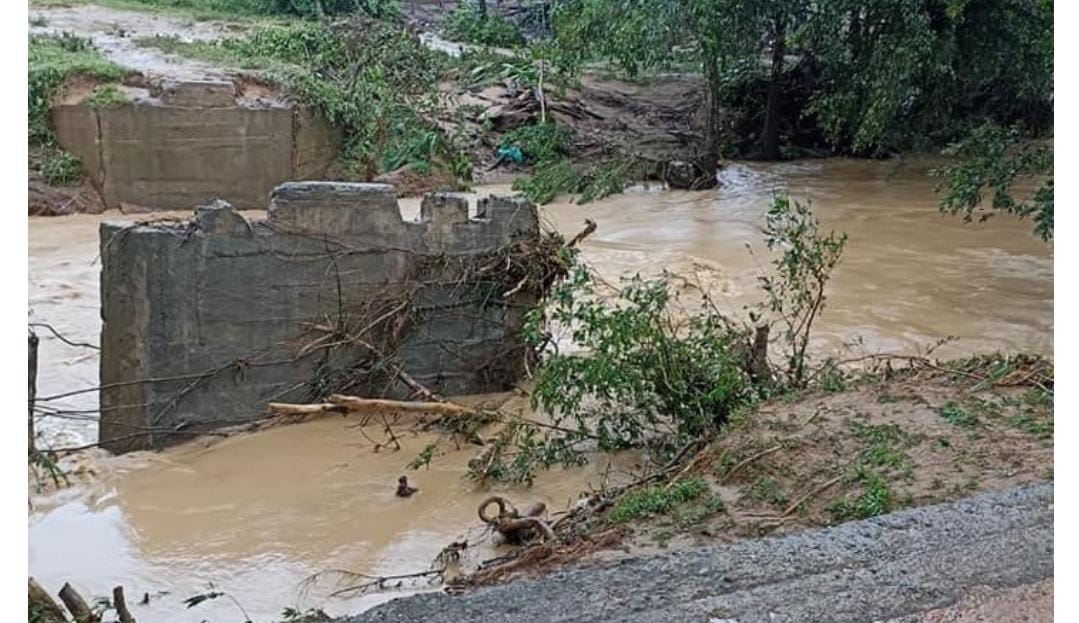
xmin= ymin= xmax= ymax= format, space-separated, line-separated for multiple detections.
xmin=664 ymin=160 xmax=701 ymax=189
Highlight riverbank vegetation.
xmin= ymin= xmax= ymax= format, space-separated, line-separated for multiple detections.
xmin=29 ymin=34 xmax=130 ymax=185
xmin=31 ymin=0 xmax=1053 ymax=231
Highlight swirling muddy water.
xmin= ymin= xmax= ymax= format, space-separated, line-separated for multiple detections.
xmin=28 ymin=158 xmax=1052 ymax=621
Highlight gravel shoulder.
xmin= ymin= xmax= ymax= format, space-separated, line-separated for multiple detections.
xmin=344 ymin=483 xmax=1053 ymax=623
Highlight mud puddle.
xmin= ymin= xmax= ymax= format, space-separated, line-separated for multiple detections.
xmin=28 ymin=158 xmax=1052 ymax=620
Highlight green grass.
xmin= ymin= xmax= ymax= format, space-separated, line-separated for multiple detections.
xmin=133 ymin=34 xmax=282 ymax=69
xmin=827 ymin=471 xmax=895 ymax=521
xmin=938 ymin=401 xmax=979 ymax=427
xmin=609 ymin=477 xmax=709 ymax=524
xmin=85 ymin=84 xmax=130 ymax=108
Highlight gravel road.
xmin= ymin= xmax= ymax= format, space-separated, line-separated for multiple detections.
xmin=343 ymin=483 xmax=1053 ymax=623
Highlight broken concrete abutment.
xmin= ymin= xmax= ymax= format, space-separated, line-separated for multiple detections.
xmin=52 ymin=80 xmax=339 ymax=211
xmin=99 ymin=182 xmax=547 ymax=453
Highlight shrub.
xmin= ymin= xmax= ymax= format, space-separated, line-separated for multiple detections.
xmin=444 ymin=4 xmax=524 ymax=48
xmin=755 ymin=195 xmax=847 ymax=387
xmin=478 ymin=267 xmax=756 ymax=483
xmin=499 ymin=122 xmax=571 ymax=164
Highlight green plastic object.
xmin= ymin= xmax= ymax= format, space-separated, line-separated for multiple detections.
xmin=497 ymin=145 xmax=525 ymax=164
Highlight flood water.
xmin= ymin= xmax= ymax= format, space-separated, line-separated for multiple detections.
xmin=28 ymin=158 xmax=1053 ymax=621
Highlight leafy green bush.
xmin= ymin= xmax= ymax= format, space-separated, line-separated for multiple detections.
xmin=499 ymin=122 xmax=571 ymax=164
xmin=755 ymin=195 xmax=847 ymax=387
xmin=40 ymin=149 xmax=83 ymax=185
xmin=934 ymin=123 xmax=1053 ymax=241
xmin=444 ymin=4 xmax=524 ymax=48
xmin=505 ymin=268 xmax=754 ymax=480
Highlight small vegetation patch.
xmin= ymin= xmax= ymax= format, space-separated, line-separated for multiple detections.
xmin=444 ymin=5 xmax=524 ymax=48
xmin=938 ymin=401 xmax=979 ymax=427
xmin=85 ymin=84 xmax=129 ymax=108
xmin=498 ymin=122 xmax=571 ymax=165
xmin=608 ymin=477 xmax=708 ymax=524
xmin=827 ymin=470 xmax=895 ymax=521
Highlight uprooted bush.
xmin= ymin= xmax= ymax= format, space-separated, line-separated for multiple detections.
xmin=512 ymin=155 xmax=647 ymax=205
xmin=470 ymin=194 xmax=847 ymax=484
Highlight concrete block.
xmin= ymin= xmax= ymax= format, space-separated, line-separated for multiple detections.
xmin=159 ymin=80 xmax=237 ymax=108
xmin=99 ymin=186 xmax=543 ymax=453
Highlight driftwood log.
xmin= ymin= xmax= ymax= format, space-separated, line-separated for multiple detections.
xmin=58 ymin=582 xmax=96 ymax=623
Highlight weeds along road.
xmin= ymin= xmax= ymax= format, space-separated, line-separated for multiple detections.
xmin=343 ymin=483 xmax=1052 ymax=623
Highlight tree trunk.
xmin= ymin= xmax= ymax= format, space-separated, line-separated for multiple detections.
xmin=477 ymin=0 xmax=487 ymax=21
xmin=759 ymin=15 xmax=786 ymax=160
xmin=700 ymin=49 xmax=723 ymax=166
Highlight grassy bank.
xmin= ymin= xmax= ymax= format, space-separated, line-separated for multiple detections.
xmin=29 ymin=34 xmax=131 ymax=185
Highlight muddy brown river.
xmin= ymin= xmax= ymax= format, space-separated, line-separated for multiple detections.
xmin=28 ymin=158 xmax=1052 ymax=621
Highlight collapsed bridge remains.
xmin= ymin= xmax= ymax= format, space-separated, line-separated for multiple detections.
xmin=99 ymin=182 xmax=548 ymax=453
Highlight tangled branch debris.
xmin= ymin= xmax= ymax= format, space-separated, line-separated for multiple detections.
xmin=477 ymin=495 xmax=553 ymax=543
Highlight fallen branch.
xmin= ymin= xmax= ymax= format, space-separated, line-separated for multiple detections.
xmin=330 ymin=395 xmax=481 ymax=417
xmin=267 ymin=402 xmax=347 ymax=416
xmin=566 ymin=219 xmax=597 ymax=248
xmin=783 ymin=475 xmax=844 ymax=517
xmin=722 ymin=445 xmax=783 ymax=483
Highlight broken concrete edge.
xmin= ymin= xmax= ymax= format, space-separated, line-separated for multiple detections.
xmin=100 ymin=184 xmax=540 ymax=246
xmin=98 ymin=182 xmax=544 ymax=454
